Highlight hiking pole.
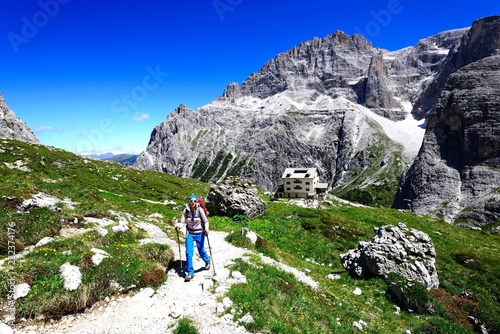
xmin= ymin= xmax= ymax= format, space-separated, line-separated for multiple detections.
xmin=176 ymin=230 xmax=183 ymax=271
xmin=206 ymin=233 xmax=216 ymax=275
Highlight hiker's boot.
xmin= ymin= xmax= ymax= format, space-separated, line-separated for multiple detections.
xmin=184 ymin=274 xmax=194 ymax=282
xmin=204 ymin=262 xmax=211 ymax=270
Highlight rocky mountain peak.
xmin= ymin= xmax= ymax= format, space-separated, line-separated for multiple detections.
xmin=364 ymin=54 xmax=405 ymax=120
xmin=221 ymin=82 xmax=241 ymax=102
xmin=173 ymin=104 xmax=192 ymax=114
xmin=0 ymin=92 xmax=39 ymax=144
xmin=235 ymin=30 xmax=379 ymax=101
xmin=329 ymin=30 xmax=373 ymax=51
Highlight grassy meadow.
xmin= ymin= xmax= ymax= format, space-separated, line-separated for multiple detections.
xmin=0 ymin=138 xmax=498 ymax=333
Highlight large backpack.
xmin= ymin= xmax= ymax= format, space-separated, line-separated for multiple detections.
xmin=197 ymin=197 xmax=209 ymax=216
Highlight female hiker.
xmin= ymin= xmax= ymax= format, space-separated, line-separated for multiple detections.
xmin=175 ymin=194 xmax=211 ymax=282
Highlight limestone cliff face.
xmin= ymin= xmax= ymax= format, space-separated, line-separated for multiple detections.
xmin=0 ymin=93 xmax=39 ymax=144
xmin=364 ymin=55 xmax=405 ymax=120
xmin=412 ymin=16 xmax=500 ymax=119
xmin=393 ymin=55 xmax=500 ymax=226
xmin=136 ymin=99 xmax=377 ymax=191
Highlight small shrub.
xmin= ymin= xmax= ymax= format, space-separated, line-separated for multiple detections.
xmin=227 ymin=229 xmax=254 ymax=249
xmin=342 ymin=189 xmax=374 ymax=205
xmin=301 ymin=220 xmax=316 ymax=231
xmin=140 ymin=243 xmax=174 ymax=265
xmin=140 ymin=266 xmax=166 ymax=286
xmin=232 ymin=214 xmax=248 ymax=223
xmin=431 ymin=289 xmax=479 ymax=330
xmin=174 ymin=317 xmax=199 ymax=334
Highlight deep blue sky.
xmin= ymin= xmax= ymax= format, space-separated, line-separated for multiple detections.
xmin=1 ymin=1 xmax=498 ymax=155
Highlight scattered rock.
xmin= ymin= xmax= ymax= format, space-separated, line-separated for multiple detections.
xmin=240 ymin=313 xmax=255 ymax=324
xmin=34 ymin=237 xmax=54 ymax=248
xmin=109 ymin=280 xmax=124 ymax=293
xmin=91 ymin=248 xmax=111 ymax=266
xmin=135 ymin=222 xmax=170 ymax=245
xmin=0 ymin=323 xmax=14 ymax=334
xmin=13 ymin=283 xmax=30 ymax=300
xmin=326 ymin=274 xmax=341 ymax=280
xmin=241 ymin=227 xmax=259 ymax=244
xmin=222 ymin=297 xmax=233 ymax=309
xmin=59 ymin=262 xmax=82 ymax=291
xmin=59 ymin=227 xmax=92 ymax=237
xmin=112 ymin=223 xmax=129 ymax=233
xmin=353 ymin=319 xmax=367 ymax=331
xmin=490 ymin=226 xmax=500 ymax=234
xmin=17 ymin=192 xmax=76 ymax=212
xmin=96 ymin=226 xmax=108 ymax=236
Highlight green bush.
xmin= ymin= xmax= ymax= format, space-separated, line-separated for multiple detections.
xmin=173 ymin=318 xmax=199 ymax=334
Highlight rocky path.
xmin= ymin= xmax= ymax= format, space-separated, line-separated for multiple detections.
xmin=10 ymin=231 xmax=253 ymax=334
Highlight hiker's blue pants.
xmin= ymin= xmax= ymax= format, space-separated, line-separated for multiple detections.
xmin=185 ymin=232 xmax=210 ymax=275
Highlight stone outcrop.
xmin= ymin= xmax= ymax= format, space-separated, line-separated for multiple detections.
xmin=0 ymin=92 xmax=39 ymax=144
xmin=393 ymin=54 xmax=500 ymax=226
xmin=205 ymin=176 xmax=266 ymax=219
xmin=340 ymin=223 xmax=439 ymax=289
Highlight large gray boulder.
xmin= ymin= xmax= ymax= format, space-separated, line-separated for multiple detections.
xmin=205 ymin=176 xmax=266 ymax=219
xmin=340 ymin=223 xmax=439 ymax=289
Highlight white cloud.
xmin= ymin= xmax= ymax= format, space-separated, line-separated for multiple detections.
xmin=133 ymin=112 xmax=150 ymax=121
xmin=34 ymin=125 xmax=64 ymax=135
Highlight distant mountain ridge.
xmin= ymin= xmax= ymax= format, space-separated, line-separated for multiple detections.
xmin=87 ymin=152 xmax=138 ymax=165
xmin=87 ymin=152 xmax=116 ymax=160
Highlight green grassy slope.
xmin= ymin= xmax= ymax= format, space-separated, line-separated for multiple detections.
xmin=0 ymin=139 xmax=498 ymax=333
xmin=0 ymin=139 xmax=208 ymax=320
